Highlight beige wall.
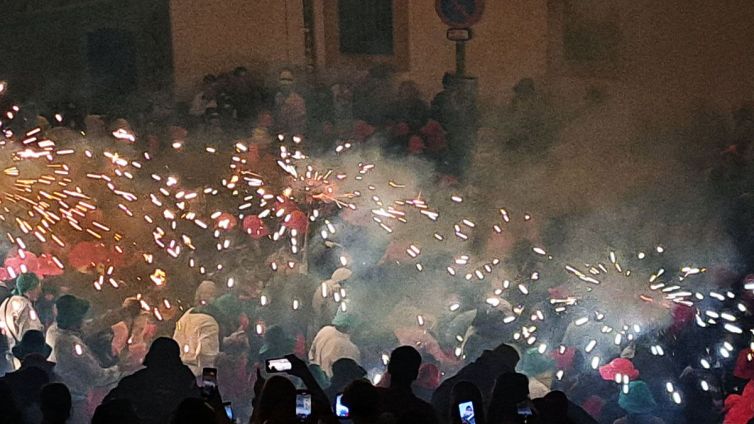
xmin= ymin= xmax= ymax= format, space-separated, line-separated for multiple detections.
xmin=546 ymin=0 xmax=754 ymax=118
xmin=311 ymin=0 xmax=549 ymax=106
xmin=170 ymin=0 xmax=306 ymax=99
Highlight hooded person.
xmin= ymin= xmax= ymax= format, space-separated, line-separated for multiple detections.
xmin=0 ymin=273 xmax=43 ymax=369
xmin=173 ymin=281 xmax=222 ymax=376
xmin=614 ymin=381 xmax=665 ymax=424
xmin=309 ymin=306 xmax=361 ymax=377
xmin=104 ymin=337 xmax=200 ymax=424
xmin=431 ymin=343 xmax=520 ymax=424
xmin=311 ymin=267 xmax=352 ymax=335
xmin=194 ymin=280 xmax=218 ymax=306
xmin=51 ymin=295 xmax=121 ymax=423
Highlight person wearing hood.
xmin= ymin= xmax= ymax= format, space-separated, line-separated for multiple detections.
xmin=104 ymin=337 xmax=200 ymax=424
xmin=432 ymin=343 xmax=520 ymax=424
xmin=309 ymin=307 xmax=361 ymax=377
xmin=311 ymin=267 xmax=352 ymax=336
xmin=173 ymin=280 xmax=222 ymax=376
xmin=613 ymin=381 xmax=665 ymax=424
xmin=0 ymin=329 xmax=56 ymax=423
xmin=0 ymin=273 xmax=43 ymax=369
xmin=51 ymin=294 xmax=121 ymax=423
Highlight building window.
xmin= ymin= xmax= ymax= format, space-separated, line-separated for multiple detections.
xmin=337 ymin=0 xmax=394 ymax=55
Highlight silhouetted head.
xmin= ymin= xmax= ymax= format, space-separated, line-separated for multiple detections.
xmin=40 ymin=383 xmax=71 ymax=424
xmin=342 ymin=379 xmax=381 ymax=418
xmin=13 ymin=329 xmax=52 ymax=360
xmin=442 ymin=72 xmax=455 ymax=89
xmin=171 ymin=398 xmax=216 ymax=424
xmin=387 ymin=346 xmax=422 ymax=386
xmin=486 ymin=343 xmax=521 ymax=371
xmin=92 ymin=399 xmax=141 ymax=424
xmin=332 ymin=358 xmax=367 ymax=383
xmin=255 ymin=375 xmax=297 ymax=423
xmin=538 ymin=390 xmax=569 ymax=422
xmin=144 ymin=337 xmax=182 ymax=368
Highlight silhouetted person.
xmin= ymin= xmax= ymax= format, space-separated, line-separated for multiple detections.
xmin=40 ymin=383 xmax=71 ymax=424
xmin=378 ymin=346 xmax=438 ymax=424
xmin=325 ymin=358 xmax=367 ymax=402
xmin=432 ymin=344 xmax=520 ymax=424
xmin=0 ymin=329 xmax=55 ymax=422
xmin=92 ymin=399 xmax=141 ymax=424
xmin=171 ymin=398 xmax=217 ymax=424
xmin=450 ymin=382 xmax=486 ymax=424
xmin=487 ymin=373 xmax=537 ymax=424
xmin=250 ymin=375 xmax=298 ymax=424
xmin=431 ymin=72 xmax=455 ymax=129
xmin=0 ymin=380 xmax=22 ymax=424
xmin=342 ymin=379 xmax=389 ymax=424
xmin=535 ymin=391 xmax=573 ymax=424
xmin=104 ymin=337 xmax=200 ymax=424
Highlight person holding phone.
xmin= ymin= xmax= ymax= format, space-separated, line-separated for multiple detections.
xmin=487 ymin=373 xmax=539 ymax=424
xmin=341 ymin=379 xmax=387 ymax=424
xmin=254 ymin=354 xmax=339 ymax=424
xmin=450 ymin=382 xmax=485 ymax=424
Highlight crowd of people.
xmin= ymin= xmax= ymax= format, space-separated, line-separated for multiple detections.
xmin=1 ymin=64 xmax=754 ymax=424
xmin=0 ymin=270 xmax=654 ymax=424
xmin=0 ymin=261 xmax=753 ymax=424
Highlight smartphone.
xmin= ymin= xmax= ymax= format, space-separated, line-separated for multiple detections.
xmin=335 ymin=393 xmax=350 ymax=418
xmin=296 ymin=391 xmax=312 ymax=418
xmin=201 ymin=367 xmax=218 ymax=397
xmin=458 ymin=401 xmax=475 ymax=424
xmin=516 ymin=400 xmax=533 ymax=417
xmin=266 ymin=357 xmax=292 ymax=373
xmin=224 ymin=403 xmax=234 ymax=420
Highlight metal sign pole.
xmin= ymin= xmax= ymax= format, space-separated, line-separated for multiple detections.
xmin=456 ymin=41 xmax=466 ymax=78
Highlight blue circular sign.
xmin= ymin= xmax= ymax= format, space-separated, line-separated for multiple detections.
xmin=436 ymin=0 xmax=485 ymax=28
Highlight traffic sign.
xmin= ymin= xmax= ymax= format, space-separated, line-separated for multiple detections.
xmin=447 ymin=28 xmax=472 ymax=42
xmin=436 ymin=0 xmax=485 ymax=28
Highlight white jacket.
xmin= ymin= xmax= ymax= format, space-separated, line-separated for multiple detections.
xmin=308 ymin=325 xmax=361 ymax=377
xmin=173 ymin=308 xmax=220 ymax=376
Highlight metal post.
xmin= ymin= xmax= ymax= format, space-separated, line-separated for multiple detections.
xmin=456 ymin=41 xmax=466 ymax=78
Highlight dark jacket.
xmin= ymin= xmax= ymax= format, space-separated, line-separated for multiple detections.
xmin=0 ymin=356 xmax=56 ymax=423
xmin=104 ymin=362 xmax=200 ymax=424
xmin=379 ymin=385 xmax=438 ymax=424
